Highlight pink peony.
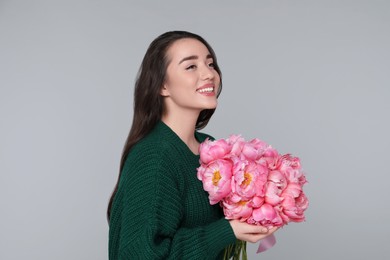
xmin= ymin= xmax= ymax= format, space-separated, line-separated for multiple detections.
xmin=227 ymin=135 xmax=246 ymax=158
xmin=251 ymin=203 xmax=283 ymax=227
xmin=277 ymin=154 xmax=307 ymax=185
xmin=199 ymin=138 xmax=231 ymax=165
xmin=197 ymin=159 xmax=233 ymax=205
xmin=222 ymin=197 xmax=253 ymax=221
xmin=267 ymin=170 xmax=288 ymax=190
xmin=259 ymin=146 xmax=280 ymax=170
xmin=264 ymin=181 xmax=283 ymax=206
xmin=280 ymin=183 xmax=309 ymax=223
xmin=242 ymin=138 xmax=270 ymax=161
xmin=249 ymin=138 xmax=269 ymax=151
xmin=232 ymin=161 xmax=268 ymax=199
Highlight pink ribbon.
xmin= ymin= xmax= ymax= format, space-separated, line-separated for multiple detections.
xmin=256 ymin=234 xmax=276 ymax=253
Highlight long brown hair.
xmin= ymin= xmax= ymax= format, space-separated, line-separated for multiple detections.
xmin=107 ymin=31 xmax=223 ymax=221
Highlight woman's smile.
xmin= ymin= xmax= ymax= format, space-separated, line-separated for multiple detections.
xmin=197 ymin=83 xmax=215 ymax=96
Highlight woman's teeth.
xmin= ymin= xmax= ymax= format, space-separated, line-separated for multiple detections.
xmin=198 ymin=87 xmax=214 ymax=93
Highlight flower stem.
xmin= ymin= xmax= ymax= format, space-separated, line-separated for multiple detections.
xmin=223 ymin=240 xmax=247 ymax=260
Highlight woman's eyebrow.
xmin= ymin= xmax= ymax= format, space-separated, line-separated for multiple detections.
xmin=179 ymin=55 xmax=198 ymax=64
xmin=178 ymin=54 xmax=212 ymax=64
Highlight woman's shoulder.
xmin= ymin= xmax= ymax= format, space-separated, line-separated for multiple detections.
xmin=122 ymin=124 xmax=180 ymax=172
xmin=127 ymin=134 xmax=173 ymax=166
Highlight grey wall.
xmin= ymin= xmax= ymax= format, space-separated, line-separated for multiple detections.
xmin=1 ymin=0 xmax=389 ymax=259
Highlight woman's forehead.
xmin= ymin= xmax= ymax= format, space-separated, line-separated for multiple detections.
xmin=166 ymin=38 xmax=211 ymax=63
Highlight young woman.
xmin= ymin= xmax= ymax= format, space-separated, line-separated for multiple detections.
xmin=107 ymin=31 xmax=278 ymax=259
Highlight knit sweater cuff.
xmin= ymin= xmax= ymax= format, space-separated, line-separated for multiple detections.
xmin=206 ymin=218 xmax=237 ymax=252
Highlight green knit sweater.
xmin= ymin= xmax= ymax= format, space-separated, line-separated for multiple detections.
xmin=109 ymin=121 xmax=237 ymax=259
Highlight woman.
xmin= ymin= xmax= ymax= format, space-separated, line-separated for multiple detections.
xmin=108 ymin=31 xmax=277 ymax=259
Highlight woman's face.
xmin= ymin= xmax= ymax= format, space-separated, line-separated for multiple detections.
xmin=161 ymin=38 xmax=221 ymax=114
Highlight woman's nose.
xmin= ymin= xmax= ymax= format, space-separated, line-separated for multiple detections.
xmin=201 ymin=65 xmax=215 ymax=80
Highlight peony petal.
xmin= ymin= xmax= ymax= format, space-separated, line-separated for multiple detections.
xmin=265 ymin=182 xmax=283 ymax=206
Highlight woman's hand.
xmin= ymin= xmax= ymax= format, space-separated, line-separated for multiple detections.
xmin=229 ymin=220 xmax=279 ymax=243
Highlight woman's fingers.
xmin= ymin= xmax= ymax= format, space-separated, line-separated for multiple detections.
xmin=229 ymin=220 xmax=280 ymax=243
xmin=268 ymin=226 xmax=279 ymax=234
xmin=247 ymin=224 xmax=269 ymax=234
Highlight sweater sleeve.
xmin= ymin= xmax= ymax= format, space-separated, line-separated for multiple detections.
xmin=109 ymin=151 xmax=237 ymax=260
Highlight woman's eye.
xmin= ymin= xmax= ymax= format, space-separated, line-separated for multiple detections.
xmin=208 ymin=63 xmax=215 ymax=68
xmin=186 ymin=65 xmax=196 ymax=70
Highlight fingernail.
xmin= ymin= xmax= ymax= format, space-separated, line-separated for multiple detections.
xmin=262 ymin=228 xmax=268 ymax=232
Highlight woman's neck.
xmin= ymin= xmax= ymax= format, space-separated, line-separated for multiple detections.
xmin=161 ymin=111 xmax=200 ymax=154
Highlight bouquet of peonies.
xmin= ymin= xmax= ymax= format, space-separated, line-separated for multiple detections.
xmin=197 ymin=135 xmax=308 ymax=259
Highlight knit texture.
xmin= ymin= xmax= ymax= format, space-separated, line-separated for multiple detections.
xmin=109 ymin=121 xmax=237 ymax=260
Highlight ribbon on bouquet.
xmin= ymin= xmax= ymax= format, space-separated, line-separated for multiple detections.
xmin=256 ymin=234 xmax=276 ymax=253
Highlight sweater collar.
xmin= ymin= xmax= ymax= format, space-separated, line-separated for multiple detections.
xmin=156 ymin=121 xmax=205 ymax=157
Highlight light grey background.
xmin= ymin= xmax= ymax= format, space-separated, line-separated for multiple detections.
xmin=1 ymin=0 xmax=389 ymax=259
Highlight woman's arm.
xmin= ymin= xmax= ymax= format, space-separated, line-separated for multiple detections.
xmin=109 ymin=155 xmax=236 ymax=260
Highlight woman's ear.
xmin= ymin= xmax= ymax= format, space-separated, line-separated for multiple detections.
xmin=160 ymin=84 xmax=170 ymax=97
